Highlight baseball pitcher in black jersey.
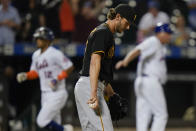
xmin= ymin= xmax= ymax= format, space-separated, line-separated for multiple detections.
xmin=74 ymin=4 xmax=136 ymax=131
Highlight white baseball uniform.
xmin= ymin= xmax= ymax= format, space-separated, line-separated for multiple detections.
xmin=30 ymin=46 xmax=73 ymax=127
xmin=134 ymin=36 xmax=168 ymax=131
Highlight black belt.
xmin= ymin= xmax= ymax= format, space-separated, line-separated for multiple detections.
xmin=141 ymin=74 xmax=163 ymax=84
xmin=142 ymin=73 xmax=148 ymax=77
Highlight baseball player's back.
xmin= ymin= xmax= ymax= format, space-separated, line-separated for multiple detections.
xmin=115 ymin=23 xmax=172 ymax=131
xmin=134 ymin=35 xmax=168 ymax=131
xmin=136 ymin=36 xmax=167 ymax=84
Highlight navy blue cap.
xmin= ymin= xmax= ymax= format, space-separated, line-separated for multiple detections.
xmin=155 ymin=23 xmax=173 ymax=34
xmin=148 ymin=0 xmax=160 ymax=9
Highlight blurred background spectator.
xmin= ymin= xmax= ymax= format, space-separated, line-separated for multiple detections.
xmin=0 ymin=0 xmax=21 ymax=45
xmin=17 ymin=0 xmax=45 ymax=42
xmin=72 ymin=1 xmax=102 ymax=44
xmin=171 ymin=15 xmax=191 ymax=47
xmin=186 ymin=0 xmax=196 ymax=31
xmin=59 ymin=0 xmax=78 ymax=43
xmin=39 ymin=0 xmax=62 ymax=37
xmin=137 ymin=0 xmax=169 ymax=43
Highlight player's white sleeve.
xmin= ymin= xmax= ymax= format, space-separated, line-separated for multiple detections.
xmin=55 ymin=51 xmax=73 ymax=70
xmin=135 ymin=37 xmax=158 ymax=59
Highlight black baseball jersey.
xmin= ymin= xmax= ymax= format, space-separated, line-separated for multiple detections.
xmin=80 ymin=23 xmax=115 ymax=83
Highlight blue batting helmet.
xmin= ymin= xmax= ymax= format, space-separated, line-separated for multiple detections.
xmin=33 ymin=27 xmax=55 ymax=41
xmin=155 ymin=23 xmax=173 ymax=34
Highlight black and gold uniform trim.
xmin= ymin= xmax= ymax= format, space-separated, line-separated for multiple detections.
xmin=92 ymin=50 xmax=105 ymax=56
xmin=98 ymin=107 xmax=104 ymax=131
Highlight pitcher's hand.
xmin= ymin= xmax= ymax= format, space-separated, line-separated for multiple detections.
xmin=87 ymin=97 xmax=99 ymax=110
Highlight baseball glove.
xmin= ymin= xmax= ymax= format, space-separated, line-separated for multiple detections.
xmin=107 ymin=93 xmax=128 ymax=121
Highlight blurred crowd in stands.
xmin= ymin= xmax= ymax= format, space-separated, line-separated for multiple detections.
xmin=0 ymin=0 xmax=196 ymax=47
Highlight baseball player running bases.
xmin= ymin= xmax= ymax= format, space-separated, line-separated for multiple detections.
xmin=17 ymin=27 xmax=74 ymax=131
xmin=116 ymin=23 xmax=172 ymax=131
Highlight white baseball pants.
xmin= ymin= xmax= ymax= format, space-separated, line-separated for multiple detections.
xmin=37 ymin=89 xmax=68 ymax=127
xmin=134 ymin=76 xmax=168 ymax=131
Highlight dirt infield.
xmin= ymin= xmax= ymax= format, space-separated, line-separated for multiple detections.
xmin=73 ymin=127 xmax=196 ymax=131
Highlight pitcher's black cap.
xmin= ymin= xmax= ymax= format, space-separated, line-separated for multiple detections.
xmin=115 ymin=4 xmax=136 ymax=25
